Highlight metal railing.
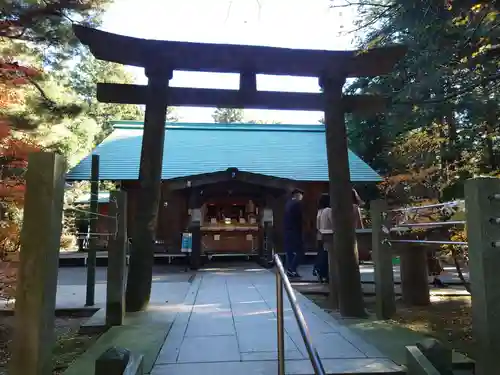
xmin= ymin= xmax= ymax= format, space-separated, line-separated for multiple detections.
xmin=274 ymin=254 xmax=326 ymax=375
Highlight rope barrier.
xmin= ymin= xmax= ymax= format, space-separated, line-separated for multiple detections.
xmin=64 ymin=194 xmax=120 ymax=239
xmin=390 ymin=200 xmax=464 ymax=213
xmin=389 ymin=239 xmax=468 ymax=246
xmin=395 ymin=220 xmax=466 ymax=228
xmin=76 ymin=232 xmax=113 ymax=237
xmin=64 ymin=205 xmax=116 ymax=219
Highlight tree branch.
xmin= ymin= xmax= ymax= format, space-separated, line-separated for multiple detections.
xmin=330 ymin=0 xmax=394 ymax=8
xmin=394 ymin=72 xmax=500 ymax=105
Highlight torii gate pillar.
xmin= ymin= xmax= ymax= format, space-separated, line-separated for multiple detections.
xmin=125 ymin=65 xmax=172 ymax=312
xmin=320 ymin=74 xmax=366 ymax=317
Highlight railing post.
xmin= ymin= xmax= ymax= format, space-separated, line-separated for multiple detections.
xmin=86 ymin=153 xmax=99 ymax=306
xmin=276 ymin=269 xmax=285 ymax=375
xmin=106 ymin=190 xmax=128 ymax=327
xmin=371 ymin=200 xmax=396 ymax=319
xmin=464 ymin=177 xmax=500 ymax=375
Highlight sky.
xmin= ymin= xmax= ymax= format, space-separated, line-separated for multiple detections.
xmin=100 ymin=0 xmax=358 ymax=124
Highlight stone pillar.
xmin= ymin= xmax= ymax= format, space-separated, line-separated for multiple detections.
xmin=464 ymin=177 xmax=500 ymax=375
xmin=370 ymin=200 xmax=396 ymax=319
xmin=10 ymin=152 xmax=66 ymax=375
xmin=320 ymin=74 xmax=366 ymax=318
xmin=416 ymin=338 xmax=453 ymax=375
xmin=126 ymin=65 xmax=172 ymax=312
xmin=86 ymin=153 xmax=99 ymax=306
xmin=95 ymin=347 xmax=144 ymax=375
xmin=399 ymin=245 xmax=430 ymax=306
xmin=106 ymin=191 xmax=128 ymax=326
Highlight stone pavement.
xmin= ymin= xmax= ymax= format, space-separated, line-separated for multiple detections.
xmin=296 ymin=264 xmax=470 ymax=285
xmin=152 ymin=265 xmax=404 ymax=375
xmin=0 ymin=266 xmax=194 ymax=310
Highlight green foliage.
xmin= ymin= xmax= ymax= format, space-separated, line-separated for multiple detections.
xmin=65 ymin=48 xmax=145 ymax=143
xmin=339 ymin=0 xmax=499 ymax=203
xmin=247 ymin=119 xmax=282 ymax=124
xmin=0 ymin=0 xmax=113 ymax=66
xmin=212 ymin=107 xmax=244 ymax=123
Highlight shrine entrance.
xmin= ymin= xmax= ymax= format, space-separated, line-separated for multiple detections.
xmin=168 ymin=169 xmax=289 ymax=265
xmin=73 ymin=25 xmax=406 ymax=317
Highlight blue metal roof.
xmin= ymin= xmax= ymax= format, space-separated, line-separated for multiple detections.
xmin=67 ymin=121 xmax=381 ymax=182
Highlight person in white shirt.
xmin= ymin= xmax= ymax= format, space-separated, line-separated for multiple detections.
xmin=313 ymin=194 xmax=332 ymax=282
xmin=313 ymin=189 xmax=364 ymax=281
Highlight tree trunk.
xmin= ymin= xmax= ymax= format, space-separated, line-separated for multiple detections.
xmin=485 ymin=101 xmax=497 ymax=171
xmin=125 ymin=66 xmax=171 ymax=312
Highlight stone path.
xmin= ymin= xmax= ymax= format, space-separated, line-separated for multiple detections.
xmin=152 ymin=265 xmax=404 ymax=375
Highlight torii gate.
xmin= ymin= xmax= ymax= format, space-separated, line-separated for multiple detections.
xmin=73 ymin=25 xmax=406 ymax=317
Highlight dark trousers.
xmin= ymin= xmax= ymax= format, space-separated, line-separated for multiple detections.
xmin=313 ymin=240 xmax=324 ymax=270
xmin=284 ymin=231 xmax=303 ymax=273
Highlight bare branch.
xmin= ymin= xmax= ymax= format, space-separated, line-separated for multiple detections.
xmin=330 ymin=0 xmax=394 ymax=8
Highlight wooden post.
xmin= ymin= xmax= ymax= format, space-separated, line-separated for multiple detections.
xmin=324 ymin=232 xmax=340 ymax=310
xmin=126 ymin=65 xmax=172 ymax=312
xmin=400 ymin=245 xmax=430 ymax=306
xmin=371 ymin=200 xmax=396 ymax=319
xmin=189 ymin=208 xmax=202 ymax=270
xmin=86 ymin=154 xmax=99 ymax=306
xmin=464 ymin=177 xmax=500 ymax=375
xmin=10 ymin=152 xmax=66 ymax=375
xmin=320 ymin=74 xmax=366 ymax=318
xmin=106 ymin=190 xmax=127 ymax=326
xmin=262 ymin=221 xmax=274 ymax=266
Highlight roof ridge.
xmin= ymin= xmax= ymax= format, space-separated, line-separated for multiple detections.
xmin=110 ymin=121 xmax=326 ymax=132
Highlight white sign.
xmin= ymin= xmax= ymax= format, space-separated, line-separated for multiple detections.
xmin=191 ymin=209 xmax=202 ymax=223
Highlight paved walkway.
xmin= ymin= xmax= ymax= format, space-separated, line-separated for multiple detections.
xmin=152 ymin=265 xmax=404 ymax=375
xmin=296 ymin=264 xmax=469 ymax=285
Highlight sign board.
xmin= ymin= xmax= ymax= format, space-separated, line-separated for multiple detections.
xmin=181 ymin=232 xmax=193 ymax=253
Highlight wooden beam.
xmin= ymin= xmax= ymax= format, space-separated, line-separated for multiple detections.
xmin=167 ymin=170 xmax=294 ymax=191
xmin=73 ymin=25 xmax=406 ymax=78
xmin=97 ymin=83 xmax=388 ymax=113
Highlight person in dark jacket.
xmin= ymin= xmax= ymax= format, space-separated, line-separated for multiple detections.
xmin=283 ymin=188 xmax=304 ymax=278
xmin=77 ymin=217 xmax=90 ymax=252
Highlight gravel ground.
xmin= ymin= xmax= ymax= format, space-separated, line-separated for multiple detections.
xmin=0 ymin=314 xmax=101 ymax=375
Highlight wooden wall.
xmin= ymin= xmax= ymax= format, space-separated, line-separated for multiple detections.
xmin=121 ymin=180 xmax=337 ymax=253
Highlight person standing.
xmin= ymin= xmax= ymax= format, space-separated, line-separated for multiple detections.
xmin=77 ymin=216 xmax=90 ymax=252
xmin=283 ymin=188 xmax=304 ymax=278
xmin=352 ymin=188 xmax=364 ymax=229
xmin=314 ymin=189 xmax=364 ymax=279
xmin=313 ymin=193 xmax=332 ymax=282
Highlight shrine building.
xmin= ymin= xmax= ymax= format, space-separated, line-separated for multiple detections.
xmin=67 ymin=120 xmax=381 ymax=258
